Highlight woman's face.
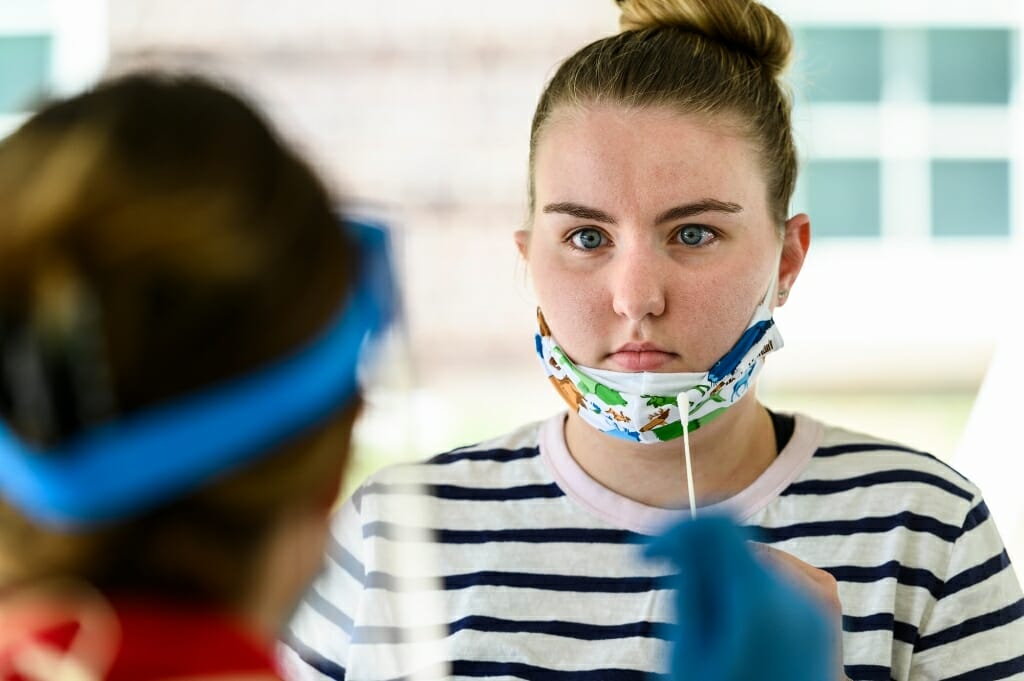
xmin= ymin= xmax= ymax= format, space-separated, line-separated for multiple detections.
xmin=518 ymin=104 xmax=808 ymax=373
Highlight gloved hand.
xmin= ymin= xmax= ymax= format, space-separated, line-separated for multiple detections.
xmin=645 ymin=515 xmax=838 ymax=681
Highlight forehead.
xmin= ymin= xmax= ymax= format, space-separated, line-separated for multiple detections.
xmin=534 ymin=104 xmax=768 ymax=216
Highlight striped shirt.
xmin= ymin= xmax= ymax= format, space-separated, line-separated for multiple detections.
xmin=281 ymin=412 xmax=1024 ymax=681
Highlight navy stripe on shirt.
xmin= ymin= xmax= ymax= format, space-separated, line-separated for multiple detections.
xmin=842 ymin=612 xmax=918 ymax=645
xmin=783 ymin=470 xmax=973 ymax=502
xmin=943 ymin=550 xmax=1012 ymax=599
xmin=825 ymin=561 xmax=943 ymax=599
xmin=360 ymin=481 xmax=565 ymax=501
xmin=326 ymin=536 xmax=365 ymax=583
xmin=759 ymin=511 xmax=962 ymax=543
xmin=915 ymin=598 xmax=1024 ymax=652
xmin=376 ymin=660 xmax=669 ymax=681
xmin=942 ymin=652 xmax=1024 ymax=681
xmin=365 ymin=512 xmax=967 ymax=544
xmin=448 ymin=659 xmax=668 ymax=681
xmin=426 ymin=446 xmax=541 ymax=465
xmin=353 ymin=615 xmax=674 ymax=645
xmin=813 ymin=443 xmax=969 ymax=483
xmin=363 ymin=522 xmax=639 ymax=544
xmin=815 ymin=443 xmax=928 ymax=458
xmin=307 ymin=586 xmax=354 ymax=634
xmin=450 ymin=615 xmax=674 ymax=641
xmin=844 ymin=664 xmax=895 ymax=681
xmin=283 ymin=629 xmax=348 ymax=681
xmin=363 ymin=569 xmax=667 ymax=593
xmin=963 ymin=501 xmax=991 ymax=533
xmin=827 ymin=551 xmax=1012 ymax=608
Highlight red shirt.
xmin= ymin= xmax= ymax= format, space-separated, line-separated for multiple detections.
xmin=0 ymin=594 xmax=281 ymax=681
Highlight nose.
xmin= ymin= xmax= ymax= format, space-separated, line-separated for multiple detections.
xmin=610 ymin=239 xmax=667 ymax=322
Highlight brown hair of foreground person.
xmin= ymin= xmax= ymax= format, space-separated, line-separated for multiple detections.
xmin=0 ymin=73 xmax=359 ymax=620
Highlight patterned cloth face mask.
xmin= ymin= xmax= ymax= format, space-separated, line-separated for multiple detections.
xmin=535 ymin=272 xmax=783 ymax=445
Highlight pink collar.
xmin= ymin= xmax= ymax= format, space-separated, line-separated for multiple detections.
xmin=539 ymin=411 xmax=823 ymax=535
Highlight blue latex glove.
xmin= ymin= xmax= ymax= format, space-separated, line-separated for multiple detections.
xmin=645 ymin=515 xmax=835 ymax=681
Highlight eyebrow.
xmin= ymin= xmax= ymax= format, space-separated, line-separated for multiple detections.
xmin=542 ymin=199 xmax=743 ymax=225
xmin=542 ymin=202 xmax=616 ymax=223
xmin=655 ymin=199 xmax=742 ymax=224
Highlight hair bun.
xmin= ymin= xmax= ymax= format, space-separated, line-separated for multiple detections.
xmin=616 ymin=0 xmax=792 ymax=77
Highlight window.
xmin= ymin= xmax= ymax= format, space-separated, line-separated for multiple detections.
xmin=928 ymin=29 xmax=1012 ymax=104
xmin=793 ymin=21 xmax=1019 ymax=242
xmin=0 ymin=34 xmax=51 ymax=113
xmin=804 ymin=160 xmax=881 ymax=238
xmin=931 ymin=160 xmax=1010 ymax=237
xmin=797 ymin=28 xmax=882 ymax=103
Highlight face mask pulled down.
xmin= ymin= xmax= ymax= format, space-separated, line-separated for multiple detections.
xmin=534 ymin=280 xmax=783 ymax=444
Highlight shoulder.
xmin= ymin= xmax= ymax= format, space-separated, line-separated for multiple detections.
xmin=767 ymin=415 xmax=1006 ymax=585
xmin=791 ymin=414 xmax=983 ymax=527
xmin=780 ymin=420 xmax=1022 ymax=679
xmin=814 ymin=417 xmax=977 ymax=491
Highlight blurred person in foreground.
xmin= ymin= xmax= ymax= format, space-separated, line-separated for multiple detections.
xmin=0 ymin=73 xmax=393 ymax=680
xmin=283 ymin=0 xmax=1023 ymax=679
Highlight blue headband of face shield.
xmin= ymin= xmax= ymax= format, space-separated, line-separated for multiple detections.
xmin=0 ymin=218 xmax=396 ymax=529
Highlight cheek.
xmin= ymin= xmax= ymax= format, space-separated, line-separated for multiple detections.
xmin=692 ymin=259 xmax=777 ymax=349
xmin=684 ymin=281 xmax=754 ymax=357
xmin=657 ymin=273 xmax=748 ymax=365
xmin=530 ymin=257 xmax=608 ymax=352
xmin=660 ymin=259 xmax=773 ymax=370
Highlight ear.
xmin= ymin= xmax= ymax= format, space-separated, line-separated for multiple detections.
xmin=776 ymin=213 xmax=810 ymax=306
xmin=514 ymin=229 xmax=531 ymax=259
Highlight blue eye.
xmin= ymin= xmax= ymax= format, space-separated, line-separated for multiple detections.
xmin=676 ymin=225 xmax=715 ymax=247
xmin=570 ymin=228 xmax=606 ymax=250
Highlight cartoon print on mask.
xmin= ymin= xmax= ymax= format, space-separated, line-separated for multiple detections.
xmin=534 ymin=269 xmax=784 ymax=445
xmin=732 ymin=361 xmax=758 ymax=401
xmin=549 ymin=375 xmax=587 ymax=412
xmin=640 ymin=408 xmax=671 ymax=433
xmin=606 ymin=408 xmax=631 ymax=423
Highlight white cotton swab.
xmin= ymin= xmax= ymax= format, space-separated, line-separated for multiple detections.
xmin=678 ymin=391 xmax=697 ymax=520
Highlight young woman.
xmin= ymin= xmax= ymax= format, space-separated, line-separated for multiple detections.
xmin=283 ymin=1 xmax=1023 ymax=680
xmin=0 ymin=74 xmax=393 ymax=680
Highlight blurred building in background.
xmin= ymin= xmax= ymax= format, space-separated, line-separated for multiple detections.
xmin=0 ymin=0 xmax=106 ymax=132
xmin=783 ymin=0 xmax=1021 ymax=389
xmin=2 ymin=1 xmax=1022 ymax=549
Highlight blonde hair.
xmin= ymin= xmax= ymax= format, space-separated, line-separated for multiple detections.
xmin=529 ymin=0 xmax=796 ymax=227
xmin=0 ymin=73 xmax=358 ymax=607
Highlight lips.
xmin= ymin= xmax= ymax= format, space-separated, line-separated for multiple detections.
xmin=609 ymin=343 xmax=677 ymax=371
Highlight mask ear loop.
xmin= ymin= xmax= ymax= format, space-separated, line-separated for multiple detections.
xmin=678 ymin=391 xmax=696 ymax=520
xmin=767 ymin=244 xmax=784 ymax=308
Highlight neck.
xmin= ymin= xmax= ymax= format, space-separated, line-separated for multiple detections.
xmin=563 ymin=392 xmax=777 ymax=509
xmin=240 ymin=505 xmax=329 ymax=642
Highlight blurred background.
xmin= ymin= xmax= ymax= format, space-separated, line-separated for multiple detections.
xmin=1 ymin=0 xmax=1021 ymax=557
